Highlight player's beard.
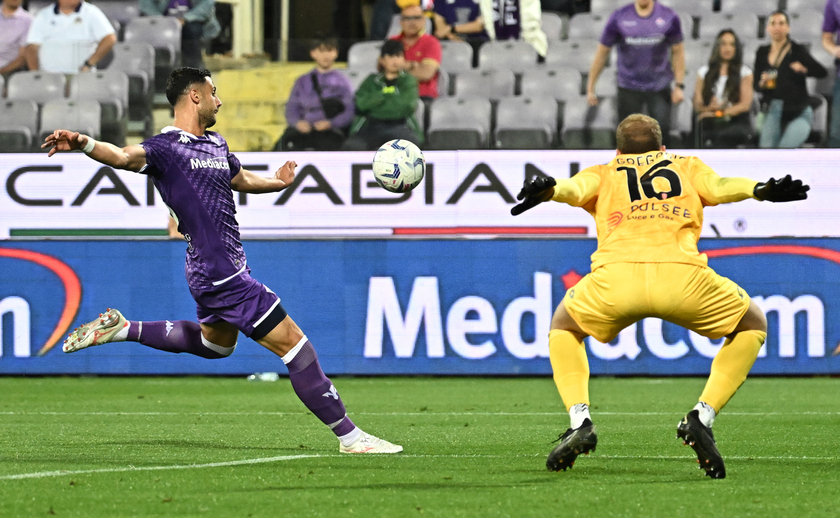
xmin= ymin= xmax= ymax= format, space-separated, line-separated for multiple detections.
xmin=201 ymin=104 xmax=218 ymax=129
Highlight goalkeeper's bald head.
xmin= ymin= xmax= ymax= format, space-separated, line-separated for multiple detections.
xmin=616 ymin=114 xmax=663 ymax=155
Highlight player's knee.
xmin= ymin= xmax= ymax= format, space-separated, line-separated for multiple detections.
xmin=734 ymin=301 xmax=767 ymax=334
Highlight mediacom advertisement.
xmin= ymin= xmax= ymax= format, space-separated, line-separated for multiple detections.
xmin=1 ymin=239 xmax=838 ymax=375
xmin=1 ymin=149 xmax=836 ymax=238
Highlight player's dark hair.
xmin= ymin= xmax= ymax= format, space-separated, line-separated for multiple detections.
xmin=165 ymin=67 xmax=213 ymax=107
xmin=768 ymin=10 xmax=789 ymax=25
xmin=616 ymin=114 xmax=662 ymax=154
xmin=309 ymin=35 xmax=339 ymax=52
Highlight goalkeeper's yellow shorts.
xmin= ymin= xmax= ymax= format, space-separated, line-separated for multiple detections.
xmin=563 ymin=262 xmax=751 ymax=344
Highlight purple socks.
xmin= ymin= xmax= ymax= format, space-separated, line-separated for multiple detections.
xmin=284 ymin=338 xmax=357 ymax=437
xmin=126 ymin=320 xmax=235 ymax=359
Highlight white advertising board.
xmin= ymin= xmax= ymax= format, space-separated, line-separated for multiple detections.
xmin=1 ymin=149 xmax=836 ymax=238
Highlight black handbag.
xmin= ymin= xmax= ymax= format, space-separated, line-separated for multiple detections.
xmin=311 ymin=72 xmax=346 ymax=119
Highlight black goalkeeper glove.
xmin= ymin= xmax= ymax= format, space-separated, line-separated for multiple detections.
xmin=511 ymin=176 xmax=557 ymax=216
xmin=753 ymin=174 xmax=809 ymax=202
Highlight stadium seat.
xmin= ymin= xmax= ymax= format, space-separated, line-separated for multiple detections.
xmin=6 ymin=71 xmax=66 ymax=106
xmin=124 ymin=16 xmax=182 ymax=93
xmin=567 ymin=13 xmax=608 ymax=41
xmin=680 ymin=13 xmax=696 ymax=41
xmin=684 ymin=39 xmax=713 ymax=74
xmin=453 ymin=68 xmax=515 ymax=100
xmin=698 ymin=12 xmax=761 ymax=40
xmin=789 ymin=10 xmax=825 ymax=40
xmin=107 ymin=42 xmax=155 ymax=134
xmin=0 ymin=100 xmax=38 ymax=152
xmin=437 ymin=68 xmax=449 ymax=97
xmin=386 ymin=13 xmax=433 ymax=38
xmin=416 ymin=100 xmax=425 ymax=133
xmin=427 ymin=97 xmax=491 ymax=149
xmin=95 ymin=1 xmax=141 ymax=27
xmin=338 ymin=68 xmax=369 ymax=92
xmin=69 ymin=70 xmax=129 ymax=146
xmin=720 ymin=0 xmax=780 ymax=16
xmin=807 ymin=94 xmax=828 ymax=146
xmin=478 ymin=40 xmax=539 ymax=73
xmin=670 ymin=98 xmax=694 ymax=148
xmin=39 ymin=100 xmax=101 ymax=143
xmin=589 ymin=0 xmax=626 ymax=16
xmin=664 ymin=0 xmax=715 ymax=17
xmin=347 ymin=41 xmax=383 ymax=71
xmin=594 ymin=74 xmax=618 ymax=98
xmin=783 ymin=0 xmax=824 ymax=13
xmin=561 ymin=96 xmax=618 ymax=149
xmin=520 ymin=68 xmax=582 ymax=135
xmin=494 ymin=96 xmax=558 ymax=149
xmin=808 ymin=48 xmax=836 ymax=97
xmin=741 ymin=39 xmax=761 ymax=68
xmin=546 ymin=39 xmax=605 ymax=74
xmin=440 ymin=40 xmax=474 ymax=73
xmin=541 ymin=11 xmax=565 ymax=41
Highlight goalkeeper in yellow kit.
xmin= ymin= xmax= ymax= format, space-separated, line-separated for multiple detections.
xmin=511 ymin=114 xmax=809 ymax=479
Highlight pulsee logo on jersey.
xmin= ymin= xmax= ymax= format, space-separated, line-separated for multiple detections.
xmin=0 ymin=248 xmax=81 ymax=358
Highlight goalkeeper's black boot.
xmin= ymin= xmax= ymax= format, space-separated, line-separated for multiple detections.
xmin=546 ymin=418 xmax=597 ymax=472
xmin=677 ymin=410 xmax=726 ymax=479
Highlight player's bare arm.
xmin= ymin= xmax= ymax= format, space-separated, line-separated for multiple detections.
xmin=42 ymin=130 xmax=147 ymax=172
xmin=230 ymin=161 xmax=297 ymax=194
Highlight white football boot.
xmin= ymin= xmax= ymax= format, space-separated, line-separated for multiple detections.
xmin=339 ymin=432 xmax=403 ymax=454
xmin=63 ymin=308 xmax=128 ymax=353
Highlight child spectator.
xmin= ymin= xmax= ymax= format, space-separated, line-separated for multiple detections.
xmin=278 ymin=36 xmax=354 ymax=151
xmin=0 ymin=0 xmax=31 ymax=76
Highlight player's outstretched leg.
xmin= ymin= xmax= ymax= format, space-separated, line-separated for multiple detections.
xmin=279 ymin=334 xmax=402 ymax=454
xmin=63 ymin=309 xmax=235 ymax=359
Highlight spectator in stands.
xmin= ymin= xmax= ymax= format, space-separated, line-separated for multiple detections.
xmin=370 ymin=0 xmax=434 ymax=40
xmin=25 ymin=0 xmax=115 ymax=74
xmin=277 ymin=36 xmax=355 ymax=151
xmin=754 ymin=11 xmax=826 ymax=149
xmin=693 ymin=29 xmax=754 ymax=148
xmin=0 ymin=0 xmax=31 ymax=76
xmin=392 ymin=4 xmax=441 ymax=101
xmin=586 ymin=0 xmax=685 ymax=146
xmin=821 ymin=0 xmax=840 ymax=147
xmin=139 ymin=0 xmax=221 ymax=69
xmin=477 ymin=0 xmax=548 ymax=58
xmin=433 ymin=0 xmax=488 ymax=53
xmin=343 ymin=39 xmax=423 ymax=150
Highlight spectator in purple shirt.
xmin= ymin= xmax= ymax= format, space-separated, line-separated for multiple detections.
xmin=43 ymin=67 xmax=402 ymax=455
xmin=278 ymin=36 xmax=355 ymax=151
xmin=586 ymin=0 xmax=686 ymax=146
xmin=0 ymin=0 xmax=31 ymax=76
xmin=821 ymin=0 xmax=840 ymax=147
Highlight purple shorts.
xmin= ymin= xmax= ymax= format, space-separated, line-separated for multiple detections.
xmin=190 ymin=269 xmax=288 ymax=340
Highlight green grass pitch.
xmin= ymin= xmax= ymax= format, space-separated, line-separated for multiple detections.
xmin=0 ymin=376 xmax=837 ymax=517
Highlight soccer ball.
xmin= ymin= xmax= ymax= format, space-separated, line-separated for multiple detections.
xmin=372 ymin=139 xmax=425 ymax=193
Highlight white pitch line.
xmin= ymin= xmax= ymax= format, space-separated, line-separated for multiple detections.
xmin=0 ymin=455 xmax=321 ymax=480
xmin=3 ymin=453 xmax=837 ymax=481
xmin=0 ymin=411 xmax=838 ymax=417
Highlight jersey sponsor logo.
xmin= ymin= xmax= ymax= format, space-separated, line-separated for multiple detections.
xmin=189 ymin=157 xmax=230 ymax=170
xmin=625 ymin=36 xmax=665 ymax=45
xmin=0 ymin=248 xmax=81 ymax=357
xmin=607 ymin=211 xmax=624 ymax=231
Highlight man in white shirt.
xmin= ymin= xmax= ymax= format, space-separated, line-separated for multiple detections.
xmin=0 ymin=0 xmax=32 ymax=75
xmin=25 ymin=0 xmax=115 ymax=74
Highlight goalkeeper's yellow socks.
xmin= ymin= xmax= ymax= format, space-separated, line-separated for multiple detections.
xmin=549 ymin=329 xmax=590 ymax=413
xmin=699 ymin=330 xmax=767 ymax=416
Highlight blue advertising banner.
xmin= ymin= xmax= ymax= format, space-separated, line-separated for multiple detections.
xmin=1 ymin=239 xmax=838 ymax=375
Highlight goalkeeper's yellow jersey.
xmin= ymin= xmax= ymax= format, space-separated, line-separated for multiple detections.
xmin=551 ymin=151 xmax=759 ymax=269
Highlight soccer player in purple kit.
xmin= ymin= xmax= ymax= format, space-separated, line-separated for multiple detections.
xmin=42 ymin=67 xmax=402 ymax=455
xmin=586 ymin=0 xmax=686 ymax=146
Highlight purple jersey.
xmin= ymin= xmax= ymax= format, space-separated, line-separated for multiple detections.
xmin=822 ymin=0 xmax=840 ymax=75
xmin=600 ymin=2 xmax=683 ymax=91
xmin=140 ymin=127 xmax=245 ymax=291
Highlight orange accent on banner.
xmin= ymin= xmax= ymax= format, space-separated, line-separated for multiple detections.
xmin=393 ymin=227 xmax=588 ymax=235
xmin=704 ymin=245 xmax=840 ymax=265
xmin=0 ymin=248 xmax=82 ymax=356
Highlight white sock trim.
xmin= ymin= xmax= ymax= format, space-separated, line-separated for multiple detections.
xmin=113 ymin=321 xmax=130 ymax=342
xmin=694 ymin=401 xmax=716 ymax=428
xmin=569 ymin=403 xmax=591 ymax=430
xmin=281 ymin=335 xmax=309 ymax=365
xmin=328 ymin=415 xmax=347 ymax=430
xmin=200 ymin=334 xmax=236 ymax=357
xmin=338 ymin=426 xmax=362 ymax=447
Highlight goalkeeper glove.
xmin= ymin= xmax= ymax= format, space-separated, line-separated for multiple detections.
xmin=753 ymin=174 xmax=809 ymax=202
xmin=511 ymin=176 xmax=557 ymax=216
